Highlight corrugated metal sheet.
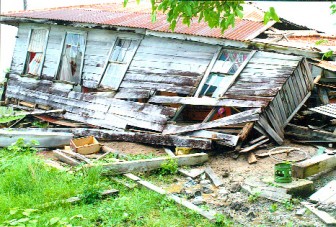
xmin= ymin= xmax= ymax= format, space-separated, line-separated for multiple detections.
xmin=2 ymin=2 xmax=269 ymax=41
xmin=310 ymin=104 xmax=336 ymax=118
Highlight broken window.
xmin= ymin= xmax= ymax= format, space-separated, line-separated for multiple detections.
xmin=25 ymin=29 xmax=48 ymax=76
xmin=200 ymin=49 xmax=250 ymax=98
xmin=58 ymin=33 xmax=86 ymax=84
xmin=100 ymin=38 xmax=139 ymax=90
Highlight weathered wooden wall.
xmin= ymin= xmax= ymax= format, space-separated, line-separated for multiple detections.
xmin=11 ymin=24 xmax=217 ymax=96
xmin=119 ymin=36 xmax=217 ymax=95
xmin=7 ymin=22 xmax=314 ymax=148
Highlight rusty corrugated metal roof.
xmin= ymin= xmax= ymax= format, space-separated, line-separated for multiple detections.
xmin=1 ymin=2 xmax=271 ymax=41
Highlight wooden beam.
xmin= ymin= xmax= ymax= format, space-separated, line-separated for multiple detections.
xmin=91 ymin=153 xmax=209 ymax=175
xmin=185 ymin=130 xmax=239 ymax=147
xmin=163 ymin=108 xmax=261 ymax=135
xmin=149 ymin=96 xmax=267 ymax=108
xmin=238 ymin=122 xmax=255 ymax=142
xmin=239 ymin=138 xmax=269 ymax=153
xmin=67 ymin=128 xmax=212 ymax=150
xmin=292 ymin=153 xmax=336 ymax=179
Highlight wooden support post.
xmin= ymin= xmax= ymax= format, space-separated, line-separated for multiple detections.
xmin=292 ymin=154 xmax=336 ymax=179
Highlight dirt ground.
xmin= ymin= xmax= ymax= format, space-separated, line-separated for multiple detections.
xmin=41 ymin=139 xmax=335 ymax=226
xmin=98 ymin=139 xmax=334 ymax=226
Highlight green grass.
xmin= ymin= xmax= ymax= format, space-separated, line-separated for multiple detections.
xmin=0 ymin=146 xmax=226 ymax=226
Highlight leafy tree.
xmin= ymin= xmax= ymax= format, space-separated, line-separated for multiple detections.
xmin=331 ymin=3 xmax=336 ymax=15
xmin=124 ymin=0 xmax=280 ymax=32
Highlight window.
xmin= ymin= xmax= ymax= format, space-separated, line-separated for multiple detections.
xmin=100 ymin=38 xmax=139 ymax=90
xmin=58 ymin=33 xmax=85 ymax=84
xmin=25 ymin=29 xmax=48 ymax=76
xmin=200 ymin=49 xmax=250 ymax=98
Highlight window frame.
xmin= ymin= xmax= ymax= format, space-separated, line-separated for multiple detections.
xmin=22 ymin=27 xmax=50 ymax=77
xmin=55 ymin=31 xmax=87 ymax=85
xmin=98 ymin=37 xmax=140 ymax=90
xmin=199 ymin=48 xmax=254 ymax=98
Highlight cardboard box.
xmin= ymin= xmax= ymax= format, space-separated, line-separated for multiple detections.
xmin=70 ymin=136 xmax=101 ymax=155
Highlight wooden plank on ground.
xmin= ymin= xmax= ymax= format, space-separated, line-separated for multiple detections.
xmin=178 ymin=168 xmax=205 ymax=179
xmin=124 ymin=173 xmax=217 ymax=221
xmin=91 ymin=153 xmax=209 ymax=175
xmin=247 ymin=152 xmax=258 ymax=164
xmin=292 ymin=154 xmax=336 ymax=179
xmin=163 ymin=108 xmax=261 ymax=135
xmin=53 ymin=150 xmax=80 ymax=166
xmin=57 ymin=149 xmax=92 ymax=164
xmin=309 ymin=180 xmax=336 ymax=204
xmin=205 ymin=167 xmax=224 ymax=187
xmin=301 ymin=202 xmax=336 ymax=225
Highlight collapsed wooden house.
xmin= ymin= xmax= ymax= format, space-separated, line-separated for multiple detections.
xmin=0 ymin=2 xmax=319 ymax=150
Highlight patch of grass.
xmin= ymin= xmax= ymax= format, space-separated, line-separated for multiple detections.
xmin=283 ymin=200 xmax=295 ymax=211
xmin=160 ymin=158 xmax=178 ymax=175
xmin=0 ymin=141 xmax=220 ymax=226
xmin=269 ymin=203 xmax=278 ymax=213
xmin=248 ymin=191 xmax=261 ymax=203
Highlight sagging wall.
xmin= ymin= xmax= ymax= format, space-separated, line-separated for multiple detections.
xmin=10 ymin=23 xmax=217 ymax=96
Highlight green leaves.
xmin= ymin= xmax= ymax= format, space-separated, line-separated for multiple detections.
xmin=322 ymin=50 xmax=334 ymax=60
xmin=331 ymin=3 xmax=336 ymax=15
xmin=315 ymin=39 xmax=329 ymax=45
xmin=150 ymin=0 xmax=245 ymax=33
xmin=264 ymin=7 xmax=280 ymax=24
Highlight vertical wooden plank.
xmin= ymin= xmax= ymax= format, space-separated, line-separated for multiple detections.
xmin=284 ymin=81 xmax=296 ymax=112
xmin=302 ymin=58 xmax=313 ymax=88
xmin=22 ymin=29 xmax=32 ymax=74
xmin=257 ymin=115 xmax=283 ymax=145
xmin=296 ymin=67 xmax=309 ymax=94
xmin=279 ymin=89 xmax=291 ymax=118
xmin=54 ymin=32 xmax=66 ymax=79
xmin=265 ymin=109 xmax=284 ymax=137
xmin=273 ymin=95 xmax=287 ymax=124
xmin=287 ymin=76 xmax=300 ymax=107
xmin=269 ymin=102 xmax=285 ymax=128
xmin=38 ymin=28 xmax=50 ymax=78
xmin=79 ymin=31 xmax=88 ymax=86
xmin=292 ymin=71 xmax=305 ymax=100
